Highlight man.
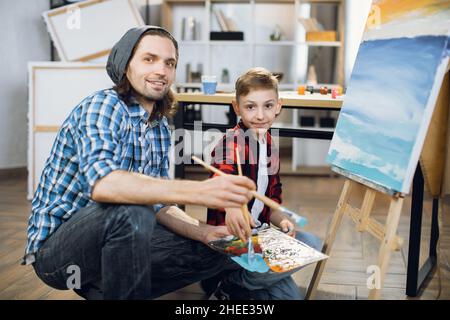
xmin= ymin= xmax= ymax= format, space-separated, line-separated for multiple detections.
xmin=23 ymin=26 xmax=255 ymax=299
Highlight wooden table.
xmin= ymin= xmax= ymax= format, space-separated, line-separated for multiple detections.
xmin=175 ymin=91 xmax=344 ymax=109
xmin=174 ymin=91 xmax=343 ymax=145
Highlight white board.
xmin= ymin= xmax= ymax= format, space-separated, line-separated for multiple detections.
xmin=28 ymin=62 xmax=113 ymax=199
xmin=42 ymin=0 xmax=144 ymax=62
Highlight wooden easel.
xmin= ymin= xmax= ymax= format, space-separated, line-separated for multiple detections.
xmin=306 ymin=62 xmax=450 ymax=300
xmin=305 ymin=177 xmax=405 ymax=300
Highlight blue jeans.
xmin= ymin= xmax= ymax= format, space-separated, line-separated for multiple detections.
xmin=226 ymin=231 xmax=323 ymax=300
xmin=33 ymin=203 xmax=233 ymax=299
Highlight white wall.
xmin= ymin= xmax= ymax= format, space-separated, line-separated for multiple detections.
xmin=0 ymin=0 xmax=150 ymax=170
xmin=345 ymin=0 xmax=372 ymax=84
xmin=0 ymin=0 xmax=50 ymax=169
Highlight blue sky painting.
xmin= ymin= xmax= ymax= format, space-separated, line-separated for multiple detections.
xmin=327 ymin=0 xmax=450 ymax=194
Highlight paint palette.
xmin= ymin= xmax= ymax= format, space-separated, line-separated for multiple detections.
xmin=208 ymin=227 xmax=328 ymax=273
xmin=208 ymin=235 xmax=262 ymax=256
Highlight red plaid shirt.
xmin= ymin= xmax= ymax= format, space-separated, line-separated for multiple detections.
xmin=207 ymin=120 xmax=282 ymax=226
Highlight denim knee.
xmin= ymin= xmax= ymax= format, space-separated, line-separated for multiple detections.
xmin=106 ymin=204 xmax=156 ymax=241
xmin=295 ymin=231 xmax=322 ymax=251
xmin=250 ymin=277 xmax=304 ymax=300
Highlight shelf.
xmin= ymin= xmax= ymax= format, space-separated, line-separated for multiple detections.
xmin=156 ymin=0 xmax=339 ymax=2
xmin=211 ymin=0 xmax=251 ymax=3
xmin=176 ymin=82 xmax=233 ymax=87
xmin=178 ymin=41 xmax=207 ymax=45
xmin=163 ymin=0 xmax=346 ymax=86
xmin=301 ymin=41 xmax=342 ymax=47
xmin=253 ymin=41 xmax=296 ymax=46
xmin=254 ymin=0 xmax=295 ymax=3
xmin=175 ymin=83 xmax=296 ymax=89
xmin=298 ymin=0 xmax=342 ymax=3
xmin=209 ymin=41 xmax=250 ymax=46
xmin=178 ymin=41 xmax=341 ymax=47
xmin=164 ymin=0 xmax=341 ymax=3
xmin=165 ymin=0 xmax=205 ymax=3
xmin=163 ymin=0 xmax=346 ymax=169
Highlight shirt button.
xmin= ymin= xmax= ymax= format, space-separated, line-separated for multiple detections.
xmin=139 ymin=136 xmax=143 ymax=142
xmin=138 ymin=167 xmax=143 ymax=173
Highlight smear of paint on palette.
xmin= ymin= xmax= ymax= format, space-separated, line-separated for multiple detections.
xmin=231 ymin=253 xmax=269 ymax=273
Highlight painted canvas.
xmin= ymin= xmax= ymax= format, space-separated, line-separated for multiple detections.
xmin=327 ymin=0 xmax=450 ymax=194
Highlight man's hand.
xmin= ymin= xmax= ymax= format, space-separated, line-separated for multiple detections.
xmin=201 ymin=225 xmax=232 ymax=244
xmin=225 ymin=207 xmax=255 ymax=242
xmin=157 ymin=206 xmax=232 ymax=244
xmin=198 ymin=175 xmax=255 ymax=209
xmin=279 ymin=219 xmax=296 ymax=238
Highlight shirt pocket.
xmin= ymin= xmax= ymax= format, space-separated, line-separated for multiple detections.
xmin=149 ymin=145 xmax=163 ymax=176
xmin=120 ymin=141 xmax=134 ymax=172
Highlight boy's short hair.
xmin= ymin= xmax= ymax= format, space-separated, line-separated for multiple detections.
xmin=235 ymin=67 xmax=279 ymax=101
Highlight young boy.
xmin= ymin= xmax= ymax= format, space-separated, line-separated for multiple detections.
xmin=204 ymin=67 xmax=322 ymax=300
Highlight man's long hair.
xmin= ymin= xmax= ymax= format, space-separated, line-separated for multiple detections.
xmin=113 ymin=29 xmax=178 ymax=120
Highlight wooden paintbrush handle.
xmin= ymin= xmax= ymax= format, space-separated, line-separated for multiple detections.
xmin=235 ymin=149 xmax=252 ymax=227
xmin=251 ymin=190 xmax=282 ymax=211
xmin=192 ymin=156 xmax=224 ymax=176
xmin=191 ymin=155 xmax=281 ymax=213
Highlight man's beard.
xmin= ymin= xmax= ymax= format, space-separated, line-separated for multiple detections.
xmin=132 ymin=86 xmax=169 ymax=103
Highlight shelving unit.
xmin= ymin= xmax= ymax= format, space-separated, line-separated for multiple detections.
xmin=162 ymin=0 xmax=346 ymax=170
xmin=162 ymin=0 xmax=345 ymax=87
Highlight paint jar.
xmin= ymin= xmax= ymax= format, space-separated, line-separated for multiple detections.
xmin=201 ymin=75 xmax=217 ymax=95
xmin=331 ymin=88 xmax=338 ymax=99
xmin=297 ymin=85 xmax=306 ymax=95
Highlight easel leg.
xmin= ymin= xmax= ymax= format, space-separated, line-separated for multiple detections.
xmin=306 ymin=180 xmax=353 ymax=299
xmin=429 ymin=198 xmax=440 ymax=260
xmin=368 ymin=197 xmax=404 ymax=299
xmin=406 ymin=165 xmax=424 ymax=295
xmin=405 ymin=166 xmax=440 ymax=296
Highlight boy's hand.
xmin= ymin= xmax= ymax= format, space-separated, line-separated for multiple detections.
xmin=202 ymin=225 xmax=232 ymax=244
xmin=199 ymin=175 xmax=255 ymax=209
xmin=279 ymin=219 xmax=296 ymax=238
xmin=225 ymin=207 xmax=255 ymax=242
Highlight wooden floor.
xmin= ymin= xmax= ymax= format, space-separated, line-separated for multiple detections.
xmin=1 ymin=172 xmax=449 ymax=300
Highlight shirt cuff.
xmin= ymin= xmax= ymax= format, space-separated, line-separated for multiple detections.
xmin=84 ymin=160 xmax=120 ymax=198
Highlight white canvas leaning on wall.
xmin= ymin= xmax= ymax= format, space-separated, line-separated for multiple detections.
xmin=28 ymin=62 xmax=178 ymax=200
xmin=28 ymin=62 xmax=114 ymax=200
xmin=42 ymin=0 xmax=144 ymax=62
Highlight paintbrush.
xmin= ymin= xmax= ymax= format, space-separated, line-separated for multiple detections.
xmin=234 ymin=148 xmax=255 ymax=265
xmin=191 ymin=155 xmax=308 ymax=227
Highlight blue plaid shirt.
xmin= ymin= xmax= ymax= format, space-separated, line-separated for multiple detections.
xmin=24 ymin=89 xmax=171 ymax=263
